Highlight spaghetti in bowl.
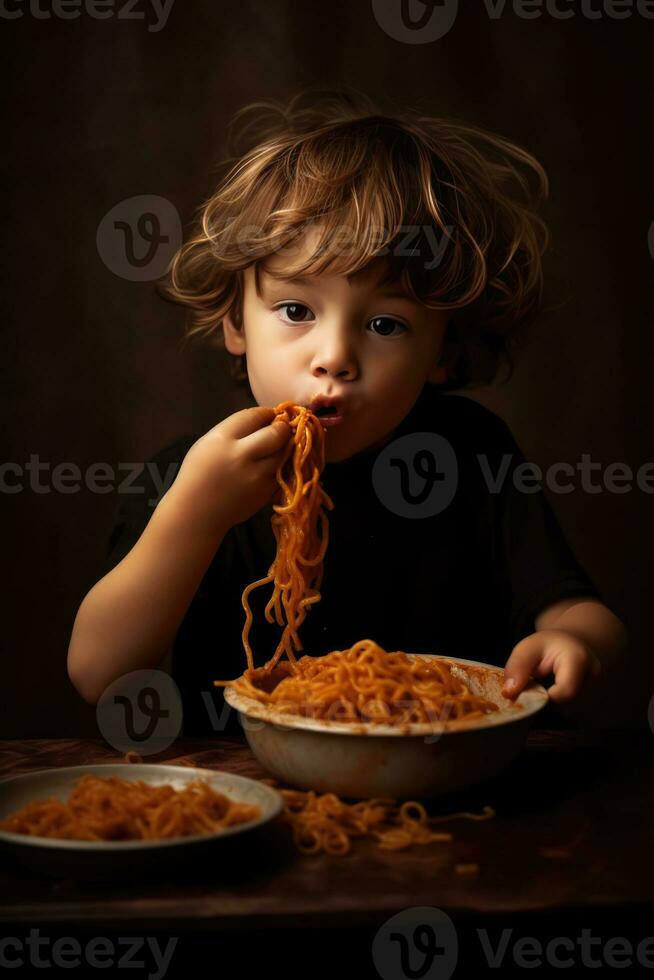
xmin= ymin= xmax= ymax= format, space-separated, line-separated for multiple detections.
xmin=224 ymin=651 xmax=548 ymax=799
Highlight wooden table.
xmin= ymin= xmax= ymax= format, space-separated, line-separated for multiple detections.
xmin=1 ymin=723 xmax=653 ymax=978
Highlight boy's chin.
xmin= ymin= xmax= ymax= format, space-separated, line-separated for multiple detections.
xmin=323 ymin=428 xmax=396 ymax=465
xmin=323 ymin=442 xmax=351 ymax=465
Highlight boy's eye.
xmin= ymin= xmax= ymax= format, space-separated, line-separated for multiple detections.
xmin=274 ymin=302 xmax=313 ymax=323
xmin=273 ymin=305 xmax=407 ymax=336
xmin=368 ymin=317 xmax=407 ymax=337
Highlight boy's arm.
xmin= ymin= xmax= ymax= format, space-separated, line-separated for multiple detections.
xmin=502 ymin=595 xmax=629 ymax=705
xmin=533 ymin=596 xmax=629 ymax=675
xmin=67 ymin=406 xmax=293 ymax=706
xmin=481 ymin=408 xmax=628 ymax=708
xmin=67 ymin=486 xmax=230 ymax=705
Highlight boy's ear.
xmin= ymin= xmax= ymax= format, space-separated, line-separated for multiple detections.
xmin=427 ymin=362 xmax=449 ymax=385
xmin=427 ymin=323 xmax=457 ymax=384
xmin=222 ymin=307 xmax=246 ymax=356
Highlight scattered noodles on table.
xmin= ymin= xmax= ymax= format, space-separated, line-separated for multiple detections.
xmin=259 ymin=777 xmax=496 ymax=855
xmin=117 ymin=755 xmax=496 ymax=858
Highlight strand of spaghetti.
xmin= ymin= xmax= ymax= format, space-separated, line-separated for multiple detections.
xmin=215 ymin=401 xmax=333 ymax=680
xmin=240 ymin=575 xmax=274 ymax=671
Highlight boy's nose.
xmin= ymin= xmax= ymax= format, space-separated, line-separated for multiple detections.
xmin=310 ymin=326 xmax=358 ymax=380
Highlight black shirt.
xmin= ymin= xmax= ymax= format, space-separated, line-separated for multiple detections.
xmin=100 ymin=385 xmax=602 ymax=736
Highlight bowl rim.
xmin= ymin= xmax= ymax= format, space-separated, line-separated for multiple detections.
xmin=223 ymin=653 xmax=549 ymax=738
xmin=0 ymin=763 xmax=283 ymax=851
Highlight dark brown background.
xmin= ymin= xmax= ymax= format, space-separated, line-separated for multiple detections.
xmin=2 ymin=1 xmax=652 ymax=736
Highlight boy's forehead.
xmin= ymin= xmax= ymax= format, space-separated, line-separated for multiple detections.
xmin=252 ymin=256 xmax=410 ymax=297
xmin=247 ymin=219 xmax=410 ymax=294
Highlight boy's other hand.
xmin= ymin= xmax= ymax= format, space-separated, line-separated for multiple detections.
xmin=167 ymin=406 xmax=293 ymax=533
xmin=501 ymin=629 xmax=603 ymax=704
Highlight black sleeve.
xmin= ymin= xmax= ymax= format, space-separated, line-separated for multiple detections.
xmin=98 ymin=436 xmax=196 ymax=578
xmin=490 ymin=419 xmax=603 ymax=646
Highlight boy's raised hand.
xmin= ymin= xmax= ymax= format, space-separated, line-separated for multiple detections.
xmin=501 ymin=629 xmax=603 ymax=704
xmin=167 ymin=406 xmax=293 ymax=533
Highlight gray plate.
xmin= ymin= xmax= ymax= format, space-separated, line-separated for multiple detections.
xmin=0 ymin=763 xmax=283 ymax=880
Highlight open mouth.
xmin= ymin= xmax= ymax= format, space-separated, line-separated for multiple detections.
xmin=313 ymin=405 xmax=339 ymax=417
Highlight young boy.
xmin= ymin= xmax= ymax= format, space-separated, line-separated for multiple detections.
xmin=67 ymin=91 xmax=628 ymax=735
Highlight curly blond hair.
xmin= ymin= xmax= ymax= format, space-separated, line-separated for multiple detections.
xmin=157 ymin=87 xmax=549 ymax=392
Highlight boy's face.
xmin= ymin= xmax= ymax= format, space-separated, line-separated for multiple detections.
xmin=223 ymin=229 xmax=450 ymax=464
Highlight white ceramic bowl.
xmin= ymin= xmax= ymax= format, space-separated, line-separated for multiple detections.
xmin=224 ymin=654 xmax=549 ymax=799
